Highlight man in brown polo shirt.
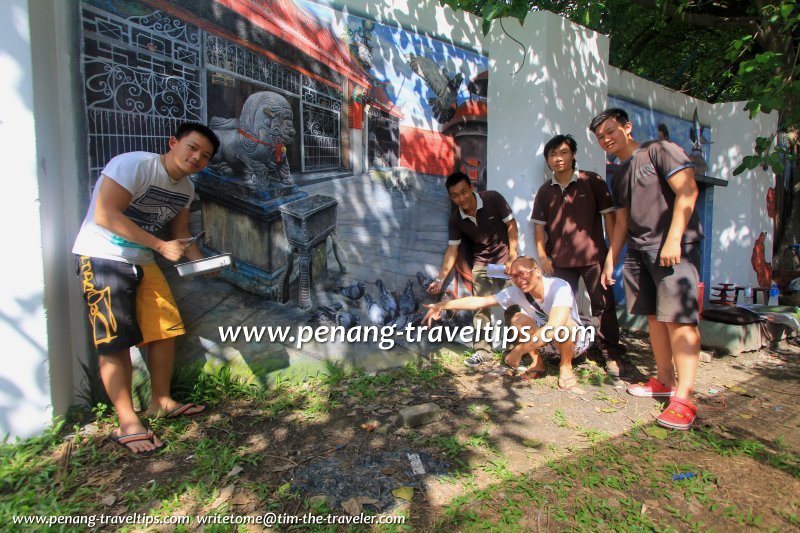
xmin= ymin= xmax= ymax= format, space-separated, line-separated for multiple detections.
xmin=590 ymin=107 xmax=703 ymax=430
xmin=427 ymin=171 xmax=519 ymax=367
xmin=532 ymin=134 xmax=626 ymax=377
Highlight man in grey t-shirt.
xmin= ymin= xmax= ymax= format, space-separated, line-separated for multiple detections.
xmin=590 ymin=108 xmax=702 ymax=430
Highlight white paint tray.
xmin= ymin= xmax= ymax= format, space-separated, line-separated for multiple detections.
xmin=175 ymin=253 xmax=235 ymax=278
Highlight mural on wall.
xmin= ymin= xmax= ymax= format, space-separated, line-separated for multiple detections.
xmin=79 ymin=0 xmax=490 ymax=303
xmin=299 ymin=0 xmax=489 ymax=186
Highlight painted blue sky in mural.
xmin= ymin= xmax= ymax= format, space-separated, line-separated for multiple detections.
xmin=300 ymin=0 xmax=488 ymax=128
xmin=609 ymin=95 xmax=712 ymax=164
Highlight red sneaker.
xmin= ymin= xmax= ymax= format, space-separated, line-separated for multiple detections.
xmin=657 ymin=397 xmax=697 ymax=430
xmin=627 ymin=377 xmax=676 ymax=398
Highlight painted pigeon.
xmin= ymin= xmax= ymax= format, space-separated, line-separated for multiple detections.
xmin=388 ymin=310 xmax=426 ymax=330
xmin=375 ymin=279 xmax=398 ymax=321
xmin=318 ymin=305 xmax=360 ymax=329
xmin=308 ymin=301 xmax=344 ymax=324
xmin=364 ymin=293 xmax=386 ymax=326
xmin=416 ymin=271 xmax=435 ymax=292
xmin=339 ymin=280 xmax=366 ymax=301
xmin=399 ymin=279 xmax=417 ymax=316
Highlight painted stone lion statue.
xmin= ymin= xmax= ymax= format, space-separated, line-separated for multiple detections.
xmin=208 ymin=91 xmax=295 ymax=187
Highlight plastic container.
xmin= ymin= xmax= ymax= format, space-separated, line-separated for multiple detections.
xmin=175 ymin=253 xmax=234 ymax=278
xmin=768 ymin=282 xmax=780 ymax=306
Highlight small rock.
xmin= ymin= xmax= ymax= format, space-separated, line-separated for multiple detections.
xmin=699 ymin=352 xmax=713 ymax=363
xmin=399 ymin=403 xmax=443 ymax=427
xmin=82 ymin=423 xmax=99 ymax=436
xmin=226 ymin=466 xmax=244 ymax=478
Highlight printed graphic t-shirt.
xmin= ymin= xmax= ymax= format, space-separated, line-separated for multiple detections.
xmin=72 ymin=152 xmax=194 ymax=264
xmin=495 ymin=276 xmax=582 ymax=327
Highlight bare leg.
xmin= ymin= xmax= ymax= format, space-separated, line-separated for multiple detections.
xmin=667 ymin=322 xmax=700 ymax=400
xmin=146 ymin=338 xmax=204 ymax=415
xmin=99 ymin=349 xmax=161 ymax=453
xmin=555 ymin=338 xmax=577 ymax=386
xmin=504 ymin=314 xmax=543 ymax=371
xmin=648 ymin=316 xmax=677 ymax=388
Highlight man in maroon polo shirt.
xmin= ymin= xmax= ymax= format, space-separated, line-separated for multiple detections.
xmin=532 ymin=134 xmax=626 ymax=377
xmin=427 ymin=171 xmax=519 ymax=368
xmin=590 ymin=107 xmax=703 ymax=430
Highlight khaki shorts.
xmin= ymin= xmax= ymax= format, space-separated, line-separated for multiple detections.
xmin=136 ymin=262 xmax=185 ymax=345
xmin=622 ymin=243 xmax=701 ymax=324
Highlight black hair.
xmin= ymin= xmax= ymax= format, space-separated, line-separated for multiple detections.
xmin=543 ymin=134 xmax=578 ymax=169
xmin=589 ymin=108 xmax=629 ymax=133
xmin=445 ymin=171 xmax=471 ymax=191
xmin=657 ymin=123 xmax=670 ymax=140
xmin=174 ymin=122 xmax=221 ymax=157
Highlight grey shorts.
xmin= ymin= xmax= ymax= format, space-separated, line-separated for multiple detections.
xmin=623 ymin=243 xmax=701 ymax=324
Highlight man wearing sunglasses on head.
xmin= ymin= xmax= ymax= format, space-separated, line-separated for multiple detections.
xmin=423 ymin=256 xmax=591 ymax=389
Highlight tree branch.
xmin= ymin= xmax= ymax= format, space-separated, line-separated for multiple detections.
xmin=630 ymin=0 xmax=759 ymax=30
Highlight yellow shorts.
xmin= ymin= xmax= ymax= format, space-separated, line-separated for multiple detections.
xmin=136 ymin=262 xmax=185 ymax=345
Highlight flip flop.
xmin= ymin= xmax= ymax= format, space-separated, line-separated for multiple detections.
xmin=108 ymin=431 xmax=165 ymax=456
xmin=558 ymin=375 xmax=578 ymax=390
xmin=146 ymin=402 xmax=207 ymax=419
xmin=161 ymin=403 xmax=207 ymax=419
xmin=519 ymin=368 xmax=546 ymax=381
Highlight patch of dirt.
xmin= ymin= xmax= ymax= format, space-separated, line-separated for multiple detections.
xmin=67 ymin=331 xmax=800 ymax=530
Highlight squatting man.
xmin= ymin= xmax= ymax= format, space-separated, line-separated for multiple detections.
xmin=423 ymin=256 xmax=595 ymax=390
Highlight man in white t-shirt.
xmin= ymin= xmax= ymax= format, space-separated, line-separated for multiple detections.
xmin=72 ymin=123 xmax=220 ymax=455
xmin=423 ymin=256 xmax=593 ymax=389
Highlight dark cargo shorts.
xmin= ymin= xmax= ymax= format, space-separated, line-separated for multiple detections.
xmin=623 ymin=242 xmax=701 ymax=324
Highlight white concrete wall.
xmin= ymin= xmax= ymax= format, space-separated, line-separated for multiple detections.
xmin=0 ymin=0 xmax=53 ymax=438
xmin=484 ymin=11 xmax=609 ymax=256
xmin=0 ymin=0 xmax=87 ymax=439
xmin=608 ymin=67 xmax=777 ymax=287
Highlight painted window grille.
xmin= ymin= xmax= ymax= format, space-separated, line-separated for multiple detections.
xmin=80 ymin=2 xmax=204 ymax=185
xmin=301 ymin=77 xmax=342 ymax=172
xmin=81 ymin=0 xmax=345 ymax=186
xmin=367 ymin=106 xmax=399 ymax=168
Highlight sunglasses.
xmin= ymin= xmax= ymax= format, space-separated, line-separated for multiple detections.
xmin=508 ymin=268 xmax=536 ymax=282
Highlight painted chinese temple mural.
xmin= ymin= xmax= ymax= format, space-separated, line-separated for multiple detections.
xmin=79 ymin=0 xmax=490 ymax=298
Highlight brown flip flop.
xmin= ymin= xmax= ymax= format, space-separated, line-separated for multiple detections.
xmin=163 ymin=402 xmax=206 ymax=418
xmin=519 ymin=368 xmax=546 ymax=381
xmin=108 ymin=430 xmax=165 ymax=456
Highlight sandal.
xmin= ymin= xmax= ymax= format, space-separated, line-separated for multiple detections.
xmin=108 ymin=430 xmax=165 ymax=456
xmin=657 ymin=397 xmax=697 ymax=430
xmin=150 ymin=402 xmax=207 ymax=419
xmin=519 ymin=368 xmax=546 ymax=381
xmin=558 ymin=374 xmax=578 ymax=390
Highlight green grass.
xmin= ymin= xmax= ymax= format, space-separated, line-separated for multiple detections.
xmin=436 ymin=423 xmax=799 ymax=531
xmin=553 ymin=408 xmax=569 ymax=428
